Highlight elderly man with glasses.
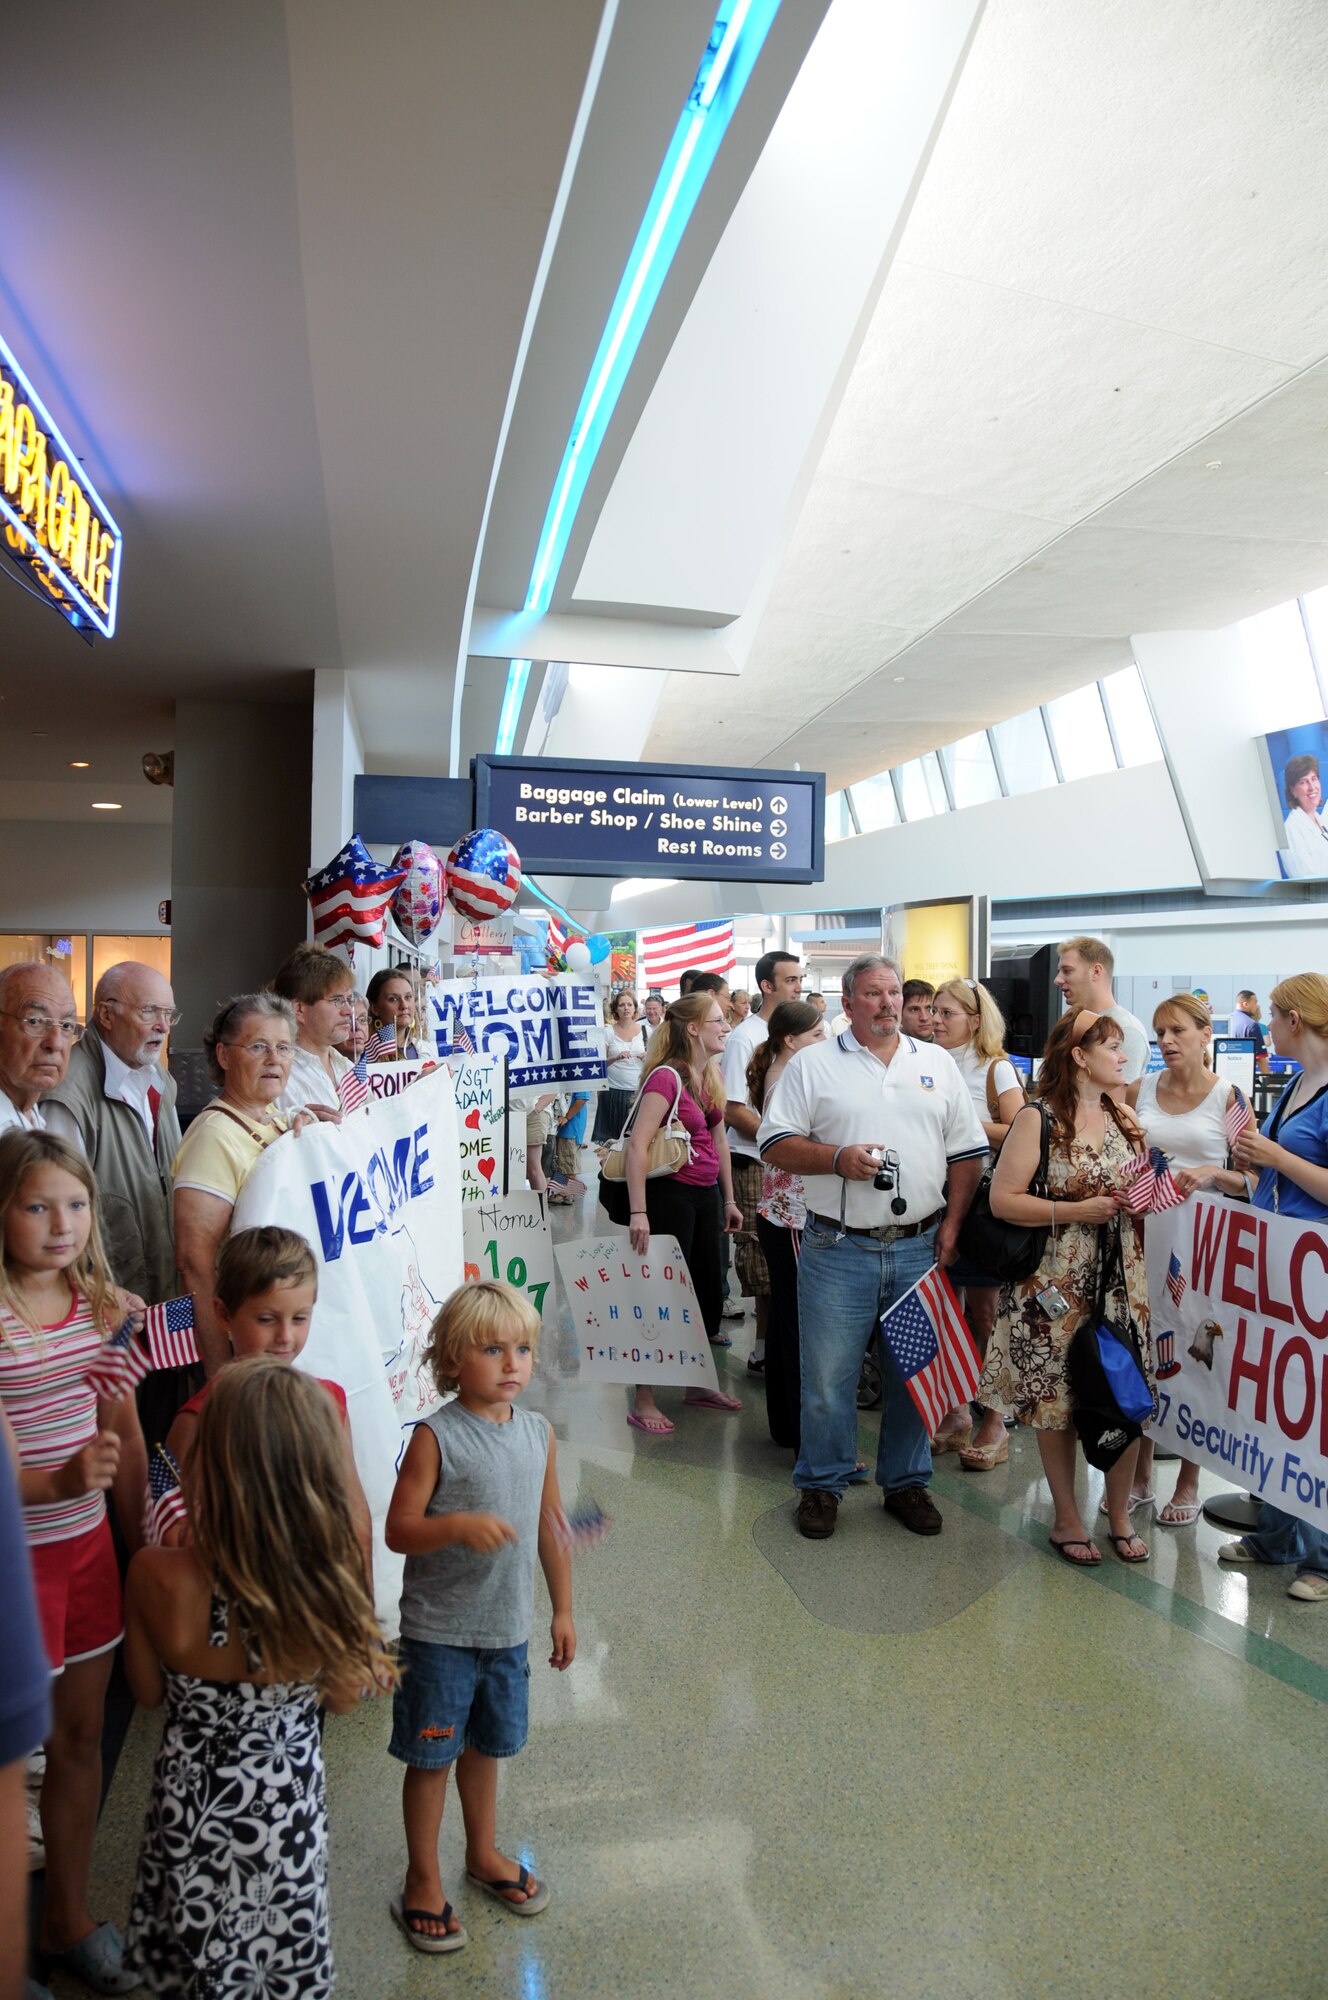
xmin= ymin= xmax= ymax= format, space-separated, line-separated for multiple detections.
xmin=0 ymin=962 xmax=86 ymax=1137
xmin=44 ymin=963 xmax=182 ymax=1307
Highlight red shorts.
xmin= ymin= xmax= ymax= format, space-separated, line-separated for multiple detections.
xmin=30 ymin=1516 xmax=122 ymax=1672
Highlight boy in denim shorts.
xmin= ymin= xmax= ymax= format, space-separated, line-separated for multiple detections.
xmin=385 ymin=1281 xmax=575 ymax=1955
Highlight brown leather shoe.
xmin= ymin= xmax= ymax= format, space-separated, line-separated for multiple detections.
xmin=795 ymin=1490 xmax=839 ymax=1539
xmin=882 ymin=1485 xmax=942 ymax=1536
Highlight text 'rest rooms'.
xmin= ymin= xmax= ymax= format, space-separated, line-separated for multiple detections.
xmin=512 ymin=780 xmax=770 ymax=860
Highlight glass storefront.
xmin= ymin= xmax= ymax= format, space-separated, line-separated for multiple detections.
xmin=0 ymin=934 xmax=170 ymax=1019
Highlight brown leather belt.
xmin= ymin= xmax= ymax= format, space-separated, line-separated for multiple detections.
xmin=807 ymin=1210 xmax=942 ymax=1242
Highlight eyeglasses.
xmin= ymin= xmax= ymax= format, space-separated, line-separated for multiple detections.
xmin=104 ymin=1002 xmax=181 ymax=1027
xmin=225 ymin=1040 xmax=294 ymax=1060
xmin=2 ymin=1012 xmax=84 ymax=1042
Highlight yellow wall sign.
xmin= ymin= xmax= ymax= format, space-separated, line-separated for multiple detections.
xmin=0 ymin=332 xmax=121 ymax=639
xmin=882 ymin=899 xmax=982 ymax=986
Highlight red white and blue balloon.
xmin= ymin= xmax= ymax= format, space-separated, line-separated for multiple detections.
xmin=304 ymin=837 xmax=408 ymax=951
xmin=446 ymin=828 xmax=522 ymax=921
xmin=388 ymin=840 xmax=445 ymax=947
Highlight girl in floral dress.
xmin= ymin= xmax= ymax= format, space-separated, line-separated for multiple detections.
xmin=979 ymin=1010 xmax=1153 ymax=1568
xmin=124 ymin=1359 xmax=393 ymax=1996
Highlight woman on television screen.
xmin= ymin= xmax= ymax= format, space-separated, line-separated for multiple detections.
xmin=1282 ymin=752 xmax=1328 ymax=878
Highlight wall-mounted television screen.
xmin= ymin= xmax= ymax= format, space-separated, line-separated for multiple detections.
xmin=1260 ymin=719 xmax=1328 ymax=879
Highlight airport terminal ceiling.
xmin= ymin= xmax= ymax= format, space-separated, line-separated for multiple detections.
xmin=0 ymin=1 xmax=1326 ymax=822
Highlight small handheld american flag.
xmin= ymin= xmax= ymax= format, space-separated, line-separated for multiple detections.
xmin=337 ymin=1056 xmax=370 ymax=1115
xmin=878 ymin=1268 xmax=980 ymax=1435
xmin=1165 ymin=1249 xmax=1187 ymax=1307
xmin=544 ymin=1500 xmax=610 ymax=1553
xmin=86 ymin=1317 xmax=151 ymax=1401
xmin=146 ymin=1444 xmax=188 ymax=1546
xmin=1118 ymin=1147 xmax=1185 ymax=1214
xmin=143 ymin=1296 xmax=199 ymax=1372
xmin=1224 ymin=1087 xmax=1254 ymax=1151
xmin=364 ymin=1021 xmax=397 ymax=1063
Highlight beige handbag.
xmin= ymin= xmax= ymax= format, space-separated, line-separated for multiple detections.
xmin=600 ymin=1066 xmax=693 ymax=1187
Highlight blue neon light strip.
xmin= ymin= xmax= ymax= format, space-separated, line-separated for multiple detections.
xmin=0 ymin=331 xmax=122 ymax=639
xmin=494 ymin=0 xmax=781 ymax=751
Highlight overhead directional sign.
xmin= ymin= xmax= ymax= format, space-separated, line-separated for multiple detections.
xmin=473 ymin=755 xmax=824 ymax=884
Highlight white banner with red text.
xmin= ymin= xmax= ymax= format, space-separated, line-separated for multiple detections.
xmin=1145 ymin=1193 xmax=1328 ymax=1531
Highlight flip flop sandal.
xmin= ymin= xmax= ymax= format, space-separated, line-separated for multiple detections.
xmin=930 ymin=1429 xmax=973 ymax=1456
xmin=627 ymin=1410 xmax=675 ymax=1434
xmin=708 ymin=1333 xmax=733 ymax=1348
xmin=1049 ymin=1536 xmax=1101 ymax=1568
xmin=682 ymin=1389 xmax=742 ymax=1411
xmin=957 ymin=1437 xmax=1009 ymax=1471
xmin=391 ymin=1895 xmax=468 ymax=1953
xmin=466 ymin=1866 xmax=551 ymax=1916
xmin=1157 ymin=1501 xmax=1201 ymax=1525
xmin=1109 ymin=1533 xmax=1150 ymax=1564
xmin=44 ymin=1922 xmax=139 ymax=1994
xmin=1098 ymin=1490 xmax=1154 ymax=1516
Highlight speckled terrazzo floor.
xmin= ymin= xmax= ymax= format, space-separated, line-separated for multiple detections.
xmin=79 ymin=1192 xmax=1328 ymax=2000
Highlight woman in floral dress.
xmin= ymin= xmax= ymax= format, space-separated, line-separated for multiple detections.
xmin=980 ymin=1009 xmax=1153 ymax=1568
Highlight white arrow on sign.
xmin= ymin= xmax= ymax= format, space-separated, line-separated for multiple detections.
xmin=769 ymin=841 xmax=787 ymax=860
xmin=770 ymin=818 xmax=787 ymax=837
xmin=769 ymin=794 xmax=788 ymax=814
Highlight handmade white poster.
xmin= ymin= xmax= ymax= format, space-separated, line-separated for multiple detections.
xmin=462 ymin=1192 xmax=556 ymax=1322
xmin=553 ymin=1232 xmax=721 ymax=1389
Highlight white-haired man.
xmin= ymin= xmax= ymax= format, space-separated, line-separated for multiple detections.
xmin=0 ymin=963 xmax=83 ymax=1135
xmin=759 ymin=954 xmax=986 ymax=1542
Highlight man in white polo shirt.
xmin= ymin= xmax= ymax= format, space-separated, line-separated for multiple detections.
xmin=722 ymin=950 xmax=803 ymax=1369
xmin=759 ymin=953 xmax=986 ymax=1542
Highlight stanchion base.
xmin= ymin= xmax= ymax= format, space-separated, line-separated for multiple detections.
xmin=1202 ymin=1490 xmax=1262 ymax=1532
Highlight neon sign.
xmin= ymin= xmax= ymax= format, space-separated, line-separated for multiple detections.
xmin=0 ymin=332 xmax=121 ymax=639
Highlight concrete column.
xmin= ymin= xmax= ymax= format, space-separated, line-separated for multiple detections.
xmin=1133 ymin=629 xmax=1280 ymax=887
xmin=171 ymin=698 xmax=313 ymax=1044
xmin=310 ymin=667 xmax=364 ymax=870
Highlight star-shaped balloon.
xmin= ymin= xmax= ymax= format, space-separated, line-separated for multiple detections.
xmin=304 ymin=836 xmax=409 ymax=951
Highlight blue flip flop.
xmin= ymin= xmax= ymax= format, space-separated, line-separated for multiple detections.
xmin=44 ymin=1922 xmax=139 ymax=1995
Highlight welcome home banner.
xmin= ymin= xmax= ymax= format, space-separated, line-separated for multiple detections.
xmin=553 ymin=1233 xmax=721 ymax=1390
xmin=426 ymin=974 xmax=607 ymax=1095
xmin=231 ymin=1064 xmax=465 ymax=1631
xmin=1145 ymin=1193 xmax=1328 ymax=1531
xmin=364 ymin=1053 xmax=508 ymax=1202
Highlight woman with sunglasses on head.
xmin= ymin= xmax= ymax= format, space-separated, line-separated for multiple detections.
xmin=614 ymin=994 xmax=744 ymax=1437
xmin=1220 ymin=975 xmax=1328 ymax=1598
xmin=172 ymin=996 xmax=313 ymax=1378
xmin=979 ymin=1009 xmax=1152 ymax=1568
xmin=928 ymin=978 xmax=1026 ymax=1468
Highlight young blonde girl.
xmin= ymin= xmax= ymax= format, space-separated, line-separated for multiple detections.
xmin=124 ymin=1358 xmax=393 ymax=1995
xmin=0 ymin=1129 xmax=146 ymax=1994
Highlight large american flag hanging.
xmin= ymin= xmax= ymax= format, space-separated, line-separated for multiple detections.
xmin=640 ymin=920 xmax=735 ymax=990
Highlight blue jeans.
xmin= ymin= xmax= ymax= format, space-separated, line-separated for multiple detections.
xmin=1245 ymin=1503 xmax=1328 ymax=1580
xmin=794 ymin=1217 xmax=936 ymax=1498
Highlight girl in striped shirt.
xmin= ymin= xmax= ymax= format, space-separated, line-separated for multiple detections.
xmin=0 ymin=1129 xmax=147 ymax=1995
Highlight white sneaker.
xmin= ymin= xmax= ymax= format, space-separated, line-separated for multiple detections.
xmin=1217 ymin=1540 xmax=1257 ymax=1564
xmin=746 ymin=1347 xmax=765 ymax=1376
xmin=1288 ymin=1574 xmax=1328 ymax=1601
xmin=721 ymin=1298 xmax=745 ymax=1320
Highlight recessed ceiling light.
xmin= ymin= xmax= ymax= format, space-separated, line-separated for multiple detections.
xmin=893 ymin=675 xmax=906 ymax=684
xmin=1205 ymin=460 xmax=1222 ymax=469
xmin=91 ymin=801 xmax=122 ymax=811
xmin=69 ymin=759 xmax=90 ymax=768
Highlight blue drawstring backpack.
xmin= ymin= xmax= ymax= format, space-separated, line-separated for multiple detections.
xmin=1067 ymin=1221 xmax=1155 ymax=1469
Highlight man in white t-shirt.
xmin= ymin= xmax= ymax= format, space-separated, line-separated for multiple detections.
xmin=272 ymin=943 xmax=355 ymax=1119
xmin=721 ymin=950 xmax=803 ymax=1369
xmin=1054 ymin=936 xmax=1150 ymax=1085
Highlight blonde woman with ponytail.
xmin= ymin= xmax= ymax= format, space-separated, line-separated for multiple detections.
xmin=618 ymin=993 xmax=743 ymax=1435
xmin=930 ymin=979 xmax=1026 ymax=1466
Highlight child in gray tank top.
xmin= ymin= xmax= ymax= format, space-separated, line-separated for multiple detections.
xmin=384 ymin=1281 xmax=575 ymax=1956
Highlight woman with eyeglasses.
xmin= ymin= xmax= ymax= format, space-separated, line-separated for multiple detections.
xmin=172 ymin=996 xmax=312 ymax=1376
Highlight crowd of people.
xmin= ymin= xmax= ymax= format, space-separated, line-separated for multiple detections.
xmin=0 ymin=931 xmax=1322 ymax=1994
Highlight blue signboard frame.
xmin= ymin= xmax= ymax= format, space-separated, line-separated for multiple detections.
xmin=473 ymin=755 xmax=825 ymax=884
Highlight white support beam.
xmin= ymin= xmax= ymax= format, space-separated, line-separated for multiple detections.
xmin=469 ymin=607 xmax=741 ymax=675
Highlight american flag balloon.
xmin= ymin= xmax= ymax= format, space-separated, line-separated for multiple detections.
xmin=388 ymin=840 xmax=445 ymax=948
xmin=303 ymin=836 xmax=409 ymax=952
xmin=445 ymin=828 xmax=522 ymax=922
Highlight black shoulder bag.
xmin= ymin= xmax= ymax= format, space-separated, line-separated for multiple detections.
xmin=955 ymin=1101 xmax=1051 ymax=1282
